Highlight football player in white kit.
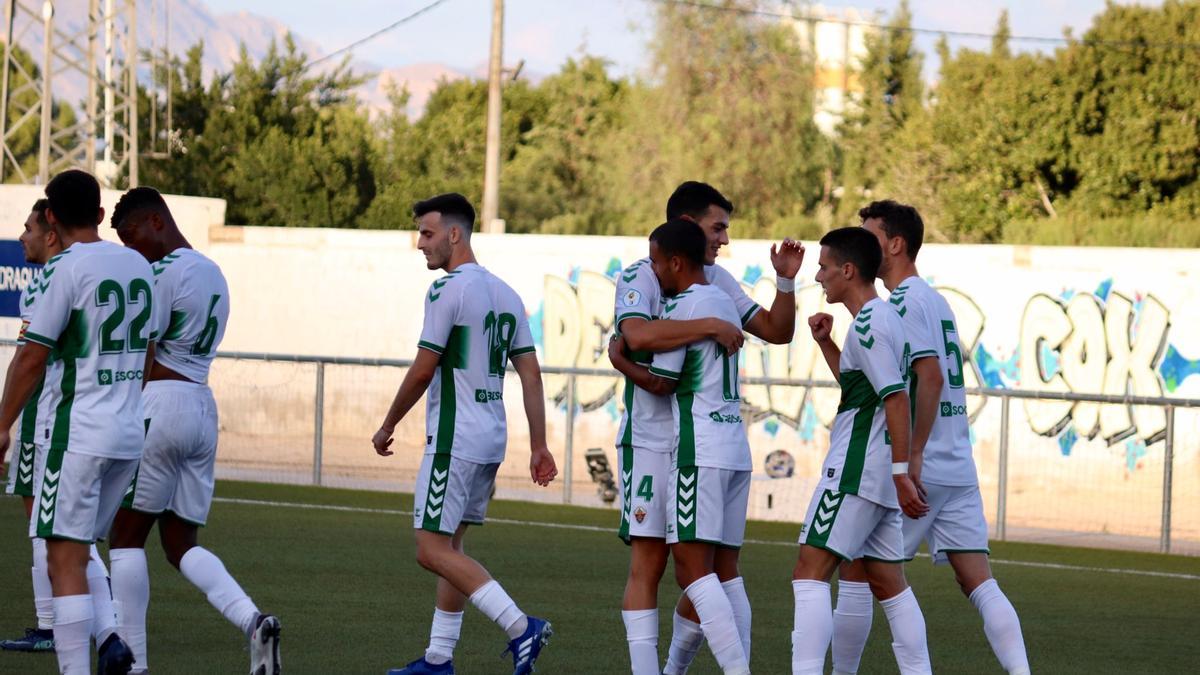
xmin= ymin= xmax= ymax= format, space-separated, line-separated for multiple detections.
xmin=1 ymin=200 xmax=63 ymax=654
xmin=0 ymin=170 xmax=150 ymax=674
xmin=609 ymin=181 xmax=802 ymax=674
xmin=790 ymin=227 xmax=932 ymax=675
xmin=372 ymin=193 xmax=558 ymax=675
xmin=828 ymin=201 xmax=1029 ymax=675
xmin=104 ymin=187 xmax=280 ymax=675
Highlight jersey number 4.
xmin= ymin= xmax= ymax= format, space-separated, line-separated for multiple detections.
xmin=96 ymin=279 xmax=152 ymax=354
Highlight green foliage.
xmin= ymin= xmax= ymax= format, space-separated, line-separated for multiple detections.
xmin=0 ymin=41 xmax=78 ymax=183
xmin=130 ymin=1 xmax=1199 ymax=245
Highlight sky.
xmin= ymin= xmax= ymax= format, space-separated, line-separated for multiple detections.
xmin=200 ymin=0 xmax=1160 ymax=79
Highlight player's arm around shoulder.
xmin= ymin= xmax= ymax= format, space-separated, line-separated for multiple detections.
xmin=511 ymin=351 xmax=558 ymax=487
xmin=607 ymin=334 xmax=679 ymax=397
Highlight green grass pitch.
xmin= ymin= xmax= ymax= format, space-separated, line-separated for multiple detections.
xmin=2 ymin=480 xmax=1198 ymax=674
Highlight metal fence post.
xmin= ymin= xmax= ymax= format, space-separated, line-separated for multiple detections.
xmin=563 ymin=374 xmax=576 ymax=505
xmin=997 ymin=395 xmax=1010 ymax=541
xmin=313 ymin=361 xmax=325 ymax=486
xmin=1160 ymin=406 xmax=1175 ymax=554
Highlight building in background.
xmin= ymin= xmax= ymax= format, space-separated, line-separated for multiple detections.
xmin=787 ymin=4 xmax=879 ymax=136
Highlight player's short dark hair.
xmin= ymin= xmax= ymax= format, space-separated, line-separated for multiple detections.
xmin=30 ymin=198 xmax=50 ymax=231
xmin=413 ymin=193 xmax=475 ymax=233
xmin=44 ymin=170 xmax=101 ymax=230
xmin=819 ymin=226 xmax=882 ymax=282
xmin=665 ymin=181 xmax=734 ymax=221
xmin=111 ymin=186 xmax=172 ymax=229
xmin=858 ymin=199 xmax=924 ymax=260
xmin=649 ymin=219 xmax=707 ymax=267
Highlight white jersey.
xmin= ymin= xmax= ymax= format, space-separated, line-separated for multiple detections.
xmin=417 ymin=263 xmax=534 ymax=465
xmin=16 ymin=271 xmax=50 ymax=448
xmin=818 ymin=298 xmax=909 ymax=508
xmin=650 ymin=283 xmax=751 ymax=471
xmin=705 ymin=263 xmax=762 ymax=328
xmin=612 ymin=259 xmax=762 ymax=453
xmin=152 ymin=248 xmax=230 ymax=384
xmin=890 ymin=276 xmax=977 ymax=486
xmin=613 ymin=258 xmax=673 ymax=452
xmin=23 ymin=241 xmax=161 ymax=460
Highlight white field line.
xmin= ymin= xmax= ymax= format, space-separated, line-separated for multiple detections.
xmin=213 ymin=496 xmax=1200 ymax=582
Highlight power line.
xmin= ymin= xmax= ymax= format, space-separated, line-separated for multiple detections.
xmin=306 ymin=0 xmax=454 ymax=71
xmin=645 ymin=0 xmax=1200 ymax=51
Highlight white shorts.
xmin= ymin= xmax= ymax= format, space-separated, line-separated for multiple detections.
xmin=903 ymin=482 xmax=990 ymax=564
xmin=5 ymin=440 xmax=39 ymax=497
xmin=666 ymin=465 xmax=750 ymax=548
xmin=617 ymin=446 xmax=670 ymax=542
xmin=799 ymin=488 xmax=904 ymax=562
xmin=413 ymin=454 xmax=499 ymax=535
xmin=125 ymin=381 xmax=220 ymax=526
xmin=29 ymin=447 xmax=139 ymax=543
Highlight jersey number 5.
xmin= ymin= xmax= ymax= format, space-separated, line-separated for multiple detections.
xmin=96 ymin=278 xmax=152 ymax=354
xmin=941 ymin=320 xmax=965 ymax=389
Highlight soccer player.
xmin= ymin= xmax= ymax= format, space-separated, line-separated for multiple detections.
xmin=611 ymin=181 xmax=802 ymax=674
xmin=105 ymin=187 xmax=280 ymax=675
xmin=829 ymin=201 xmax=1029 ymax=675
xmin=1 ymin=200 xmax=62 ymax=654
xmin=790 ymin=227 xmax=932 ymax=675
xmin=610 ymin=219 xmax=754 ymax=675
xmin=373 ymin=193 xmax=558 ymax=675
xmin=0 ymin=170 xmax=152 ymax=674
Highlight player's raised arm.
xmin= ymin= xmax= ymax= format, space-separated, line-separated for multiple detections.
xmin=511 ymin=352 xmax=558 ymax=486
xmin=808 ymin=312 xmax=842 ymax=382
xmin=372 ymin=348 xmax=440 ymax=456
xmin=607 ymin=335 xmax=679 ymax=397
xmin=741 ymin=238 xmax=803 ymax=344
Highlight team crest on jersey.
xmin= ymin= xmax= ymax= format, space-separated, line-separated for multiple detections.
xmin=634 ymin=506 xmax=647 ymax=524
xmin=623 ymin=289 xmax=642 ymax=307
xmin=827 ymin=468 xmax=835 ymax=478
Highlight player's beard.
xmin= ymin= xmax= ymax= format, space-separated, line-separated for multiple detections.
xmin=426 ymin=241 xmax=451 ymax=270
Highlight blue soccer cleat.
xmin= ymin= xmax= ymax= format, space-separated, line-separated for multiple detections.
xmin=96 ymin=634 xmax=134 ymax=675
xmin=0 ymin=627 xmax=54 ymax=652
xmin=387 ymin=656 xmax=455 ymax=674
xmin=504 ymin=616 xmax=553 ymax=675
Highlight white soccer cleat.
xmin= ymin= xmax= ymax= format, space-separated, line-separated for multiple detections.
xmin=249 ymin=614 xmax=281 ymax=675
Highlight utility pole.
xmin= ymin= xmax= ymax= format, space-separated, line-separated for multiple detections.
xmin=481 ymin=0 xmax=503 ymax=233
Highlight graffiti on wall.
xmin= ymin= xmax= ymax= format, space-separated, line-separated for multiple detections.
xmin=533 ymin=263 xmax=1200 ymax=459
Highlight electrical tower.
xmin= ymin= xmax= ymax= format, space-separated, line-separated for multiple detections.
xmin=0 ymin=0 xmax=140 ymax=187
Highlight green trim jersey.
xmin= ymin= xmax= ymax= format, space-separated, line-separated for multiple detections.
xmin=819 ymin=298 xmax=910 ymax=508
xmin=612 ymin=259 xmax=762 ymax=453
xmin=417 ymin=263 xmax=534 ymax=465
xmin=16 ymin=270 xmax=48 ymax=448
xmin=613 ymin=258 xmax=672 ymax=452
xmin=151 ymin=248 xmax=230 ymax=384
xmin=890 ymin=276 xmax=977 ymax=486
xmin=649 ymin=283 xmax=751 ymax=471
xmin=23 ymin=241 xmax=161 ymax=460
xmin=705 ymin=263 xmax=762 ymax=328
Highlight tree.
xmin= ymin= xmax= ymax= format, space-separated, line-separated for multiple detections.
xmin=0 ymin=41 xmax=79 ymax=183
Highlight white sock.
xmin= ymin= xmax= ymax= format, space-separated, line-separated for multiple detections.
xmin=880 ymin=587 xmax=932 ymax=675
xmin=179 ymin=546 xmax=259 ymax=637
xmin=53 ymin=594 xmax=94 ymax=675
xmin=663 ymin=610 xmax=704 ymax=674
xmin=832 ymin=580 xmax=873 ymax=674
xmin=970 ymin=579 xmax=1030 ymax=675
xmin=425 ymin=608 xmax=463 ymax=665
xmin=31 ymin=537 xmax=54 ymax=630
xmin=684 ymin=574 xmax=748 ymax=675
xmin=721 ymin=577 xmax=752 ymax=663
xmin=110 ymin=548 xmax=150 ymax=669
xmin=622 ymin=608 xmax=659 ymax=675
xmin=791 ymin=579 xmax=832 ymax=675
xmin=87 ymin=554 xmax=117 ymax=645
xmin=469 ymin=580 xmax=527 ymax=640
xmin=89 ymin=544 xmax=109 ymax=576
